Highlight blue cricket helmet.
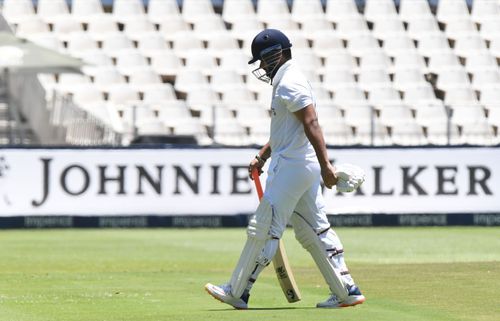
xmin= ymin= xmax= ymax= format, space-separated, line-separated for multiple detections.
xmin=248 ymin=29 xmax=292 ymax=64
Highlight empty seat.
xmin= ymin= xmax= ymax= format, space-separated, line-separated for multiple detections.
xmin=92 ymin=67 xmax=127 ymax=91
xmin=311 ymin=33 xmax=345 ymax=58
xmin=321 ymin=119 xmax=356 ymax=145
xmin=159 ymin=16 xmax=191 ymax=42
xmin=392 ymin=68 xmax=428 ymax=91
xmin=471 ymin=69 xmax=500 ymax=90
xmin=418 ymin=34 xmax=452 ymax=57
xmin=335 ymin=16 xmax=371 ymax=39
xmin=206 ymin=33 xmax=241 ymax=58
xmin=480 ymin=86 xmax=500 ymax=105
xmin=123 ymin=18 xmax=157 ymax=42
xmin=52 ymin=16 xmax=84 ymax=42
xmin=461 ymin=121 xmax=497 ymax=145
xmin=142 ymin=84 xmax=177 ymax=104
xmin=230 ymin=16 xmax=264 ymax=42
xmin=184 ymin=50 xmax=218 ymax=76
xmin=347 ymin=34 xmax=381 ymax=57
xmin=137 ymin=34 xmax=169 ymax=56
xmin=301 ymin=16 xmax=334 ymax=35
xmin=325 ymin=0 xmax=360 ymax=22
xmin=445 ymin=18 xmax=479 ymax=39
xmin=451 ymin=107 xmax=487 ymax=126
xmin=174 ymin=69 xmax=210 ymax=93
xmin=392 ymin=52 xmax=427 ymax=71
xmin=101 ymin=34 xmax=135 ymax=57
xmin=364 ymin=0 xmax=398 ymax=22
xmin=343 ymin=105 xmax=375 ymax=126
xmin=322 ymin=70 xmax=357 ymax=91
xmin=235 ymin=106 xmax=270 ymax=127
xmin=479 ymin=17 xmax=500 ymax=42
xmin=390 ymin=122 xmax=428 ymax=146
xmin=221 ymin=87 xmax=256 ymax=107
xmin=71 ymin=0 xmax=105 ymax=23
xmin=399 ymin=0 xmax=433 ymax=22
xmin=149 ymin=51 xmax=184 ymax=77
xmin=213 ymin=119 xmax=249 ymax=146
xmin=322 ymin=51 xmax=357 ymax=72
xmin=112 ymin=0 xmax=146 ymax=23
xmin=192 ymin=16 xmax=228 ymax=42
xmin=257 ymin=0 xmax=290 ymax=24
xmin=426 ymin=122 xmax=462 ymax=145
xmin=404 ymin=84 xmax=439 ymax=105
xmin=291 ymin=0 xmax=324 ymax=23
xmin=128 ymin=67 xmax=163 ymax=91
xmin=182 ymin=0 xmax=217 ymax=24
xmin=427 ymin=52 xmax=462 ymax=73
xmin=108 ymin=84 xmax=141 ymax=106
xmin=414 ymin=105 xmax=449 ymax=126
xmin=357 ymin=69 xmax=392 ymax=91
xmin=436 ymin=69 xmax=471 ymax=90
xmin=465 ymin=52 xmax=498 ymax=72
xmin=358 ymin=51 xmax=392 ymax=71
xmin=210 ymin=69 xmax=245 ymax=93
xmin=471 ymin=0 xmax=500 ymax=23
xmin=1 ymin=0 xmax=36 ymax=24
xmin=372 ymin=18 xmax=407 ymax=41
xmin=171 ymin=32 xmax=205 ymax=58
xmin=369 ymin=87 xmax=402 ymax=106
xmin=219 ymin=51 xmax=252 ymax=76
xmin=37 ymin=0 xmax=70 ymax=24
xmin=453 ymin=34 xmax=488 ymax=58
xmin=115 ymin=51 xmax=149 ymax=76
xmin=147 ymin=0 xmax=181 ymax=24
xmin=66 ymin=32 xmax=99 ymax=56
xmin=436 ymin=0 xmax=470 ymax=23
xmin=383 ymin=35 xmax=417 ymax=57
xmin=333 ymin=86 xmax=368 ymax=106
xmin=353 ymin=121 xmax=392 ymax=146
xmin=222 ymin=0 xmax=256 ymax=24
xmin=86 ymin=16 xmax=119 ymax=41
xmin=407 ymin=17 xmax=441 ymax=40
xmin=15 ymin=17 xmax=50 ymax=38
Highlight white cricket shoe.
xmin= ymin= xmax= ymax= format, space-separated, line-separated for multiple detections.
xmin=204 ymin=283 xmax=249 ymax=310
xmin=316 ymin=285 xmax=366 ymax=308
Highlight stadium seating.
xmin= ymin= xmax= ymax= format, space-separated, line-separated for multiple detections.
xmin=0 ymin=0 xmax=498 ymax=146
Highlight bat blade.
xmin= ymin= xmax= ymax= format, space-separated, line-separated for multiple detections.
xmin=251 ymin=169 xmax=302 ymax=303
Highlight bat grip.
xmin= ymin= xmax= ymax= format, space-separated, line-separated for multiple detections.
xmin=251 ymin=168 xmax=264 ymax=200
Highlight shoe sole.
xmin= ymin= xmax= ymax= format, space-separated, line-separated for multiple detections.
xmin=204 ymin=284 xmax=247 ymax=310
xmin=339 ymin=297 xmax=366 ymax=308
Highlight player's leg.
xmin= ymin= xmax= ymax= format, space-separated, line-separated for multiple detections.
xmin=206 ymin=157 xmax=315 ymax=308
xmin=291 ymin=182 xmax=365 ymax=308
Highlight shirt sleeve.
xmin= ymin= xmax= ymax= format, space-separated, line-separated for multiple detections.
xmin=276 ymin=79 xmax=313 ymax=113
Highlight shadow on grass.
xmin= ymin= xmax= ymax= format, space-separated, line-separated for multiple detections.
xmin=207 ymin=307 xmax=317 ymax=311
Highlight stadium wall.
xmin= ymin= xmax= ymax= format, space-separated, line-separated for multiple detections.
xmin=0 ymin=146 xmax=499 ymax=228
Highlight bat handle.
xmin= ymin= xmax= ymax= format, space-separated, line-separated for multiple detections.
xmin=251 ymin=168 xmax=264 ymax=200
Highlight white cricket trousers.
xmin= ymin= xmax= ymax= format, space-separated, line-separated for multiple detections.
xmin=264 ymin=155 xmax=330 ymax=238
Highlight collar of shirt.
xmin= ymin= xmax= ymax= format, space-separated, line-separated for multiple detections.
xmin=272 ymin=60 xmax=293 ymax=87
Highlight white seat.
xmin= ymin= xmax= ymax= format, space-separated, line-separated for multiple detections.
xmin=426 ymin=122 xmax=462 ymax=145
xmin=92 ymin=67 xmax=127 ymax=91
xmin=392 ymin=52 xmax=427 ymax=72
xmin=174 ymin=69 xmax=210 ymax=93
xmin=150 ymin=51 xmax=184 ymax=78
xmin=347 ymin=34 xmax=381 ymax=57
xmin=325 ymin=0 xmax=360 ymax=22
xmin=399 ymin=0 xmax=433 ymax=22
xmin=56 ymin=73 xmax=92 ymax=93
xmin=171 ymin=119 xmax=211 ymax=145
xmin=235 ymin=105 xmax=270 ymax=127
xmin=437 ymin=0 xmax=470 ymax=23
xmin=311 ymin=33 xmax=345 ymax=58
xmin=221 ymin=86 xmax=256 ymax=106
xmin=353 ymin=120 xmax=392 ymax=146
xmin=407 ymin=17 xmax=441 ymax=41
xmin=334 ymin=86 xmax=368 ymax=106
xmin=123 ymin=18 xmax=157 ymax=42
xmin=451 ymin=106 xmax=487 ymax=126
xmin=213 ymin=119 xmax=249 ymax=146
xmin=256 ymin=0 xmax=290 ymax=24
xmin=390 ymin=121 xmax=428 ymax=146
xmin=115 ymin=51 xmax=149 ymax=76
xmin=1 ymin=0 xmax=35 ymax=24
xmin=392 ymin=68 xmax=428 ymax=91
xmin=192 ymin=16 xmax=228 ymax=42
xmin=86 ymin=16 xmax=119 ymax=42
xmin=112 ymin=0 xmax=146 ymax=23
xmin=489 ymin=36 xmax=500 ymax=58
xmin=335 ymin=16 xmax=371 ymax=39
xmin=184 ymin=50 xmax=218 ymax=76
xmin=248 ymin=121 xmax=271 ymax=145
xmin=182 ymin=0 xmax=217 ymax=24
xmin=70 ymin=85 xmax=105 ymax=105
xmin=480 ymin=86 xmax=500 ymax=105
xmin=364 ymin=0 xmax=398 ymax=22
xmin=101 ymin=34 xmax=135 ymax=58
xmin=372 ymin=17 xmax=406 ymax=41
xmin=157 ymin=101 xmax=193 ymax=127
xmin=487 ymin=107 xmax=500 ymax=126
xmin=445 ymin=18 xmax=479 ymax=39
xmin=120 ymin=104 xmax=158 ymax=127
xmin=159 ymin=16 xmax=191 ymax=42
xmin=136 ymin=119 xmax=170 ymax=136
xmin=321 ymin=119 xmax=356 ymax=145
xmin=368 ymin=87 xmax=402 ymax=107
xmin=128 ymin=67 xmax=163 ymax=92
xmin=27 ymin=33 xmax=64 ymax=51
xmin=404 ymin=84 xmax=439 ymax=105
xmin=108 ymin=84 xmax=141 ymax=106
xmin=71 ymin=0 xmax=105 ymax=23
xmin=414 ymin=105 xmax=449 ymax=126
xmin=171 ymin=32 xmax=205 ymax=59
xmin=15 ymin=17 xmax=50 ymax=38
xmin=357 ymin=69 xmax=392 ymax=91
xmin=471 ymin=69 xmax=500 ymax=90
xmin=137 ymin=34 xmax=169 ymax=56
xmin=471 ymin=0 xmax=500 ymax=23
xmin=222 ymin=0 xmax=256 ymax=24
xmin=418 ymin=34 xmax=452 ymax=57
xmin=479 ymin=17 xmax=500 ymax=42
xmin=322 ymin=70 xmax=357 ymax=91
xmin=147 ymin=0 xmax=180 ymax=25
xmin=37 ymin=0 xmax=70 ymax=24
xmin=293 ymin=49 xmax=322 ymax=73
xmin=301 ymin=17 xmax=334 ymax=35
xmin=427 ymin=52 xmax=462 ymax=74
xmin=383 ymin=35 xmax=417 ymax=57
xmin=210 ymin=69 xmax=245 ymax=93
xmin=445 ymin=87 xmax=480 ymax=106
xmin=230 ymin=16 xmax=264 ymax=42
xmin=379 ymin=103 xmax=415 ymax=126
xmin=52 ymin=16 xmax=83 ymax=42
xmin=142 ymin=84 xmax=177 ymax=104
xmin=461 ymin=121 xmax=497 ymax=145
xmin=321 ymin=51 xmax=357 ymax=72
xmin=265 ymin=16 xmax=300 ymax=31
xmin=465 ymin=52 xmax=498 ymax=72
xmin=436 ymin=69 xmax=471 ymax=91
xmin=219 ymin=51 xmax=252 ymax=76
xmin=291 ymin=0 xmax=325 ymax=23
xmin=342 ymin=104 xmax=375 ymax=126
xmin=66 ymin=32 xmax=99 ymax=56
xmin=453 ymin=35 xmax=488 ymax=58
xmin=358 ymin=51 xmax=392 ymax=72
xmin=80 ymin=50 xmax=114 ymax=76
xmin=206 ymin=32 xmax=241 ymax=58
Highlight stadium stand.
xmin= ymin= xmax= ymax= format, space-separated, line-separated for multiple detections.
xmin=0 ymin=0 xmax=498 ymax=146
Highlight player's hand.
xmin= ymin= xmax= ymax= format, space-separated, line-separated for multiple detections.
xmin=321 ymin=163 xmax=338 ymax=189
xmin=248 ymin=156 xmax=265 ymax=180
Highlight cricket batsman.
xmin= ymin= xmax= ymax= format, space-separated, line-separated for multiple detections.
xmin=205 ymin=29 xmax=366 ymax=309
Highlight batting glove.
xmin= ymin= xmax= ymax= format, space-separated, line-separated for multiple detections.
xmin=334 ymin=163 xmax=365 ymax=193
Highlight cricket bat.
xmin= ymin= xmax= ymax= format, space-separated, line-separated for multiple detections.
xmin=251 ymin=169 xmax=302 ymax=303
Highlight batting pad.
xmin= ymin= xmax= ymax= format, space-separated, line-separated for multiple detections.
xmin=229 ymin=198 xmax=277 ymax=298
xmin=290 ymin=215 xmax=348 ymax=300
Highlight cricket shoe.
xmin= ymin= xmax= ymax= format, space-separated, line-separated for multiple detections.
xmin=316 ymin=285 xmax=366 ymax=308
xmin=204 ymin=283 xmax=249 ymax=310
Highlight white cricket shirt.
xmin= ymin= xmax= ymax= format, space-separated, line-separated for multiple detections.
xmin=269 ymin=60 xmax=317 ymax=161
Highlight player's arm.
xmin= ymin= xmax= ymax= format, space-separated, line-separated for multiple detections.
xmin=249 ymin=142 xmax=271 ymax=179
xmin=294 ymin=105 xmax=338 ymax=189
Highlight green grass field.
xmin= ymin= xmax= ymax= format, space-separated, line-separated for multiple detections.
xmin=0 ymin=227 xmax=498 ymax=321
